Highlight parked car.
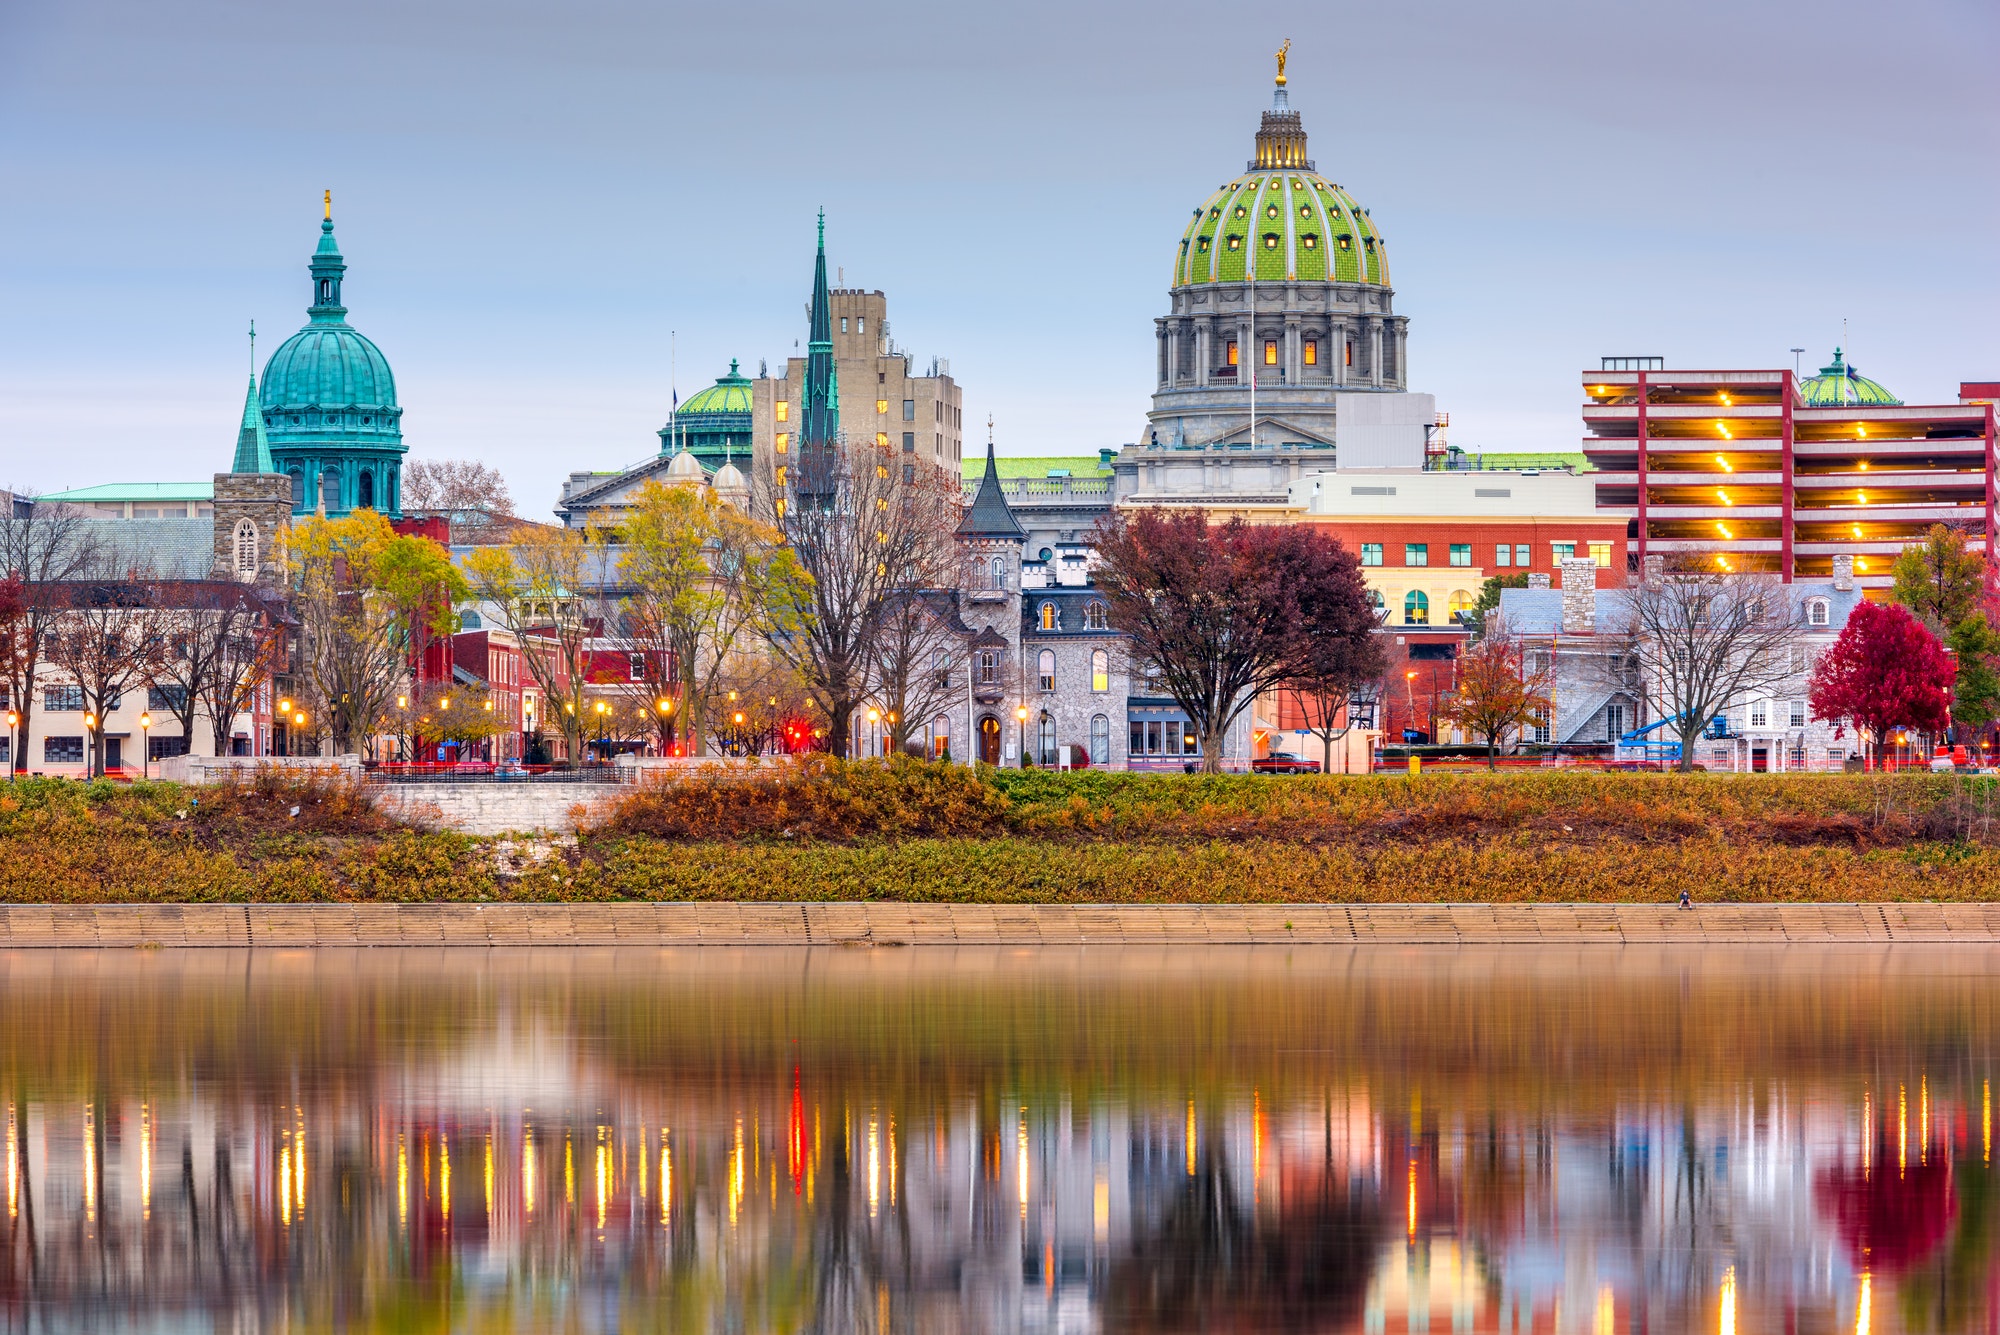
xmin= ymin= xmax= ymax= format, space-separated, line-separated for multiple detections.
xmin=1252 ymin=751 xmax=1319 ymax=775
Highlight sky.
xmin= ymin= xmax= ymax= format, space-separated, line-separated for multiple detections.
xmin=1 ymin=0 xmax=1994 ymax=519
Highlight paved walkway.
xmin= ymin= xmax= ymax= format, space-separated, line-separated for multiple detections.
xmin=0 ymin=903 xmax=1997 ymax=947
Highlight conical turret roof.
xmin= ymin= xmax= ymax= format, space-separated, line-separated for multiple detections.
xmin=958 ymin=440 xmax=1023 ymax=539
xmin=231 ymin=371 xmax=274 ymax=473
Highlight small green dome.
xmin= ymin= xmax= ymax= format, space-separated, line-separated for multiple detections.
xmin=1798 ymin=348 xmax=1900 ymax=406
xmin=658 ymin=360 xmax=753 ymax=465
xmin=1175 ymin=172 xmax=1388 ymax=289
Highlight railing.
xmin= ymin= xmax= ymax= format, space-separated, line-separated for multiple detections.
xmin=363 ymin=762 xmax=632 ymax=784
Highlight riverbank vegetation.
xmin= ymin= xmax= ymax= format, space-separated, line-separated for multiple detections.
xmin=0 ymin=763 xmax=1997 ymax=903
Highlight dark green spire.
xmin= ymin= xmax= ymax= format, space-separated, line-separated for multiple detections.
xmin=958 ymin=436 xmax=1023 ymax=539
xmin=230 ymin=321 xmax=273 ymax=473
xmin=800 ymin=211 xmax=839 ymax=449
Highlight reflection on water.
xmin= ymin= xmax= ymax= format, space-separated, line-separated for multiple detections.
xmin=0 ymin=945 xmax=1997 ymax=1332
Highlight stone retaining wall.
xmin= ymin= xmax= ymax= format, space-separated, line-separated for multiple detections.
xmin=2 ymin=903 xmax=1998 ymax=947
xmin=369 ymin=782 xmax=627 ymax=835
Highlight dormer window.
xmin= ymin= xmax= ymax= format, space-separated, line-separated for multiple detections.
xmin=1337 ymin=235 xmax=1352 ymax=250
xmin=1807 ymin=598 xmax=1830 ymax=626
xmin=1197 ymin=237 xmax=1210 ymax=253
xmin=1265 ymin=203 xmax=1280 ymax=219
xmin=1233 ymin=205 xmax=1247 ymax=219
xmin=1262 ymin=233 xmax=1280 ymax=249
xmin=1226 ymin=235 xmax=1241 ymax=250
xmin=1301 ymin=233 xmax=1318 ymax=250
xmin=1040 ymin=602 xmax=1058 ymax=631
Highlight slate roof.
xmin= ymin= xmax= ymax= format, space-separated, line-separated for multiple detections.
xmin=1498 ymin=581 xmax=1867 ymax=635
xmin=957 ymin=442 xmax=1024 ymax=539
xmin=79 ymin=519 xmax=217 ymax=579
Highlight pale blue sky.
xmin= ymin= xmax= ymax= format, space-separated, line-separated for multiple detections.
xmin=1 ymin=0 xmax=1993 ymax=517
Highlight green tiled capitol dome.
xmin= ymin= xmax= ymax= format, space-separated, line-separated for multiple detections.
xmin=1798 ymin=348 xmax=1901 ymax=407
xmin=1175 ymin=172 xmax=1386 ymax=288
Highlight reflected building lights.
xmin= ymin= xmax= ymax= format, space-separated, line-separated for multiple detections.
xmin=1856 ymin=1271 xmax=1872 ymax=1335
xmin=82 ymin=1106 xmax=94 ymax=1225
xmin=4 ymin=1103 xmax=14 ymax=1221
xmin=1899 ymin=1084 xmax=1907 ymax=1176
xmin=280 ymin=1146 xmax=292 ymax=1226
xmin=1185 ymin=1100 xmax=1196 ymax=1176
xmin=661 ymin=1138 xmax=671 ymax=1228
xmin=139 ymin=1102 xmax=151 ymax=1221
xmin=1018 ymin=1114 xmax=1029 ymax=1219
xmin=441 ymin=1138 xmax=450 ymax=1223
xmin=1720 ymin=1265 xmax=1737 ymax=1335
xmin=595 ymin=1137 xmax=607 ymax=1232
xmin=523 ymin=1125 xmax=537 ymax=1215
xmin=867 ymin=1112 xmax=880 ymax=1220
xmin=397 ymin=1133 xmax=408 ymax=1229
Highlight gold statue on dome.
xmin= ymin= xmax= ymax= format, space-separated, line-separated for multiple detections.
xmin=1274 ymin=38 xmax=1291 ymax=86
xmin=323 ymin=189 xmax=332 ymax=220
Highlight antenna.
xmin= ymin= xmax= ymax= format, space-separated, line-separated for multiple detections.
xmin=1789 ymin=347 xmax=1804 ymax=377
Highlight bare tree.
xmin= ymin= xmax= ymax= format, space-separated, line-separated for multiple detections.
xmin=0 ymin=496 xmax=95 ymax=772
xmin=401 ymin=458 xmax=518 ymax=543
xmin=44 ymin=561 xmax=175 ymax=776
xmin=761 ymin=437 xmax=959 ymax=758
xmin=869 ymin=590 xmax=971 ymax=756
xmin=163 ymin=587 xmax=288 ymax=758
xmin=1607 ymin=554 xmax=1802 ymax=771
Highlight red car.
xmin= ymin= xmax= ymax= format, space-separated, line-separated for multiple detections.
xmin=1252 ymin=751 xmax=1320 ymax=775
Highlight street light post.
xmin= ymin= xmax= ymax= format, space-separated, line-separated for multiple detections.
xmin=5 ymin=709 xmax=15 ymax=779
xmin=866 ymin=707 xmax=880 ymax=760
xmin=139 ymin=712 xmax=151 ymax=780
xmin=84 ymin=711 xmax=97 ymax=777
xmin=277 ymin=698 xmax=293 ymax=757
xmin=1015 ymin=705 xmax=1029 ymax=769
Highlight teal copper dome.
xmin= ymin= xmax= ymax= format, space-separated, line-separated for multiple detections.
xmin=1798 ymin=348 xmax=1900 ymax=407
xmin=259 ymin=198 xmax=407 ymax=516
xmin=657 ymin=360 xmax=753 ymax=470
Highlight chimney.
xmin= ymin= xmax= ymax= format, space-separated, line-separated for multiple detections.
xmin=1559 ymin=556 xmax=1599 ymax=634
xmin=1832 ymin=553 xmax=1854 ymax=592
xmin=1527 ymin=572 xmax=1552 ymax=590
xmin=1643 ymin=553 xmax=1664 ymax=585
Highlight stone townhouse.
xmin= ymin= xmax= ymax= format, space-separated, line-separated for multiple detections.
xmin=1499 ymin=555 xmax=1867 ymax=770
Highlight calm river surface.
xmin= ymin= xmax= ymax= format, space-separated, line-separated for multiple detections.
xmin=0 ymin=944 xmax=1995 ymax=1333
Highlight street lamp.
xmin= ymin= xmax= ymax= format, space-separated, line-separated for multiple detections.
xmin=867 ymin=707 xmax=880 ymax=759
xmin=1403 ymin=670 xmax=1418 ymax=742
xmin=277 ymin=697 xmax=293 ymax=757
xmin=1015 ymin=705 xmax=1029 ymax=769
xmin=84 ymin=711 xmax=97 ymax=776
xmin=139 ymin=712 xmax=151 ymax=780
xmin=5 ymin=709 xmax=15 ymax=779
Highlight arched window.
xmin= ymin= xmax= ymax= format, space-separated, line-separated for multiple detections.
xmin=233 ymin=519 xmax=259 ymax=577
xmin=1369 ymin=588 xmax=1387 ymax=620
xmin=1040 ymin=602 xmax=1058 ymax=631
xmin=357 ymin=470 xmax=375 ymax=510
xmin=990 ymin=556 xmax=1005 ymax=591
xmin=288 ymin=470 xmax=304 ymax=509
xmin=1404 ymin=590 xmax=1429 ymax=625
xmin=1807 ymin=598 xmax=1830 ymax=627
xmin=1084 ymin=600 xmax=1108 ymax=630
xmin=1448 ymin=589 xmax=1475 ymax=624
xmin=1091 ymin=648 xmax=1109 ymax=693
xmin=320 ymin=467 xmax=341 ymax=511
xmin=1090 ymin=714 xmax=1110 ymax=765
xmin=1038 ymin=711 xmax=1056 ymax=766
xmin=1038 ymin=649 xmax=1056 ymax=692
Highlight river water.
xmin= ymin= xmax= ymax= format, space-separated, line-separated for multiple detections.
xmin=0 ymin=944 xmax=1993 ymax=1332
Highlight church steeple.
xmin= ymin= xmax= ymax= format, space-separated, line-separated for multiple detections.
xmin=231 ymin=322 xmax=274 ymax=474
xmin=308 ymin=190 xmax=348 ymax=323
xmin=800 ymin=211 xmax=839 ymax=449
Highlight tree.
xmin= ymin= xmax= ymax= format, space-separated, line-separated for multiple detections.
xmin=466 ymin=524 xmax=606 ymax=765
xmin=401 ymin=458 xmax=518 ymax=544
xmin=1808 ymin=601 xmax=1955 ymax=757
xmin=1891 ymin=524 xmax=1999 ymax=739
xmin=44 ymin=561 xmax=175 ymax=776
xmin=868 ymin=590 xmax=970 ymax=756
xmin=616 ymin=480 xmax=808 ymax=756
xmin=1280 ymin=614 xmax=1387 ymax=773
xmin=144 ymin=585 xmax=287 ymax=758
xmin=762 ymin=436 xmax=955 ymax=759
xmin=1093 ymin=509 xmax=1377 ymax=773
xmin=0 ymin=496 xmax=96 ymax=773
xmin=1438 ymin=627 xmax=1554 ymax=768
xmin=1606 ymin=554 xmax=1803 ymax=772
xmin=1461 ymin=573 xmax=1528 ymax=641
xmin=410 ymin=678 xmax=501 ymax=759
xmin=290 ymin=512 xmax=467 ymax=755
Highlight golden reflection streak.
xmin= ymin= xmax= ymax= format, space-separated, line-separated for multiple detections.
xmin=1720 ymin=1265 xmax=1736 ymax=1335
xmin=1094 ymin=1169 xmax=1109 ymax=1244
xmin=730 ymin=1116 xmax=745 ymax=1227
xmin=888 ymin=1113 xmax=897 ymax=1209
xmin=440 ymin=1138 xmax=450 ymax=1223
xmin=661 ymin=1136 xmax=672 ymax=1228
xmin=1898 ymin=1084 xmax=1907 ymax=1176
xmin=1863 ymin=1090 xmax=1872 ymax=1176
xmin=82 ymin=1106 xmax=94 ymax=1225
xmin=867 ymin=1113 xmax=880 ymax=1220
xmin=295 ymin=1110 xmax=306 ymax=1217
xmin=1018 ymin=1112 xmax=1029 ymax=1219
xmin=1856 ymin=1271 xmax=1871 ymax=1335
xmin=638 ymin=1126 xmax=647 ymax=1200
xmin=1596 ymin=1284 xmax=1615 ymax=1335
xmin=279 ymin=1146 xmax=292 ymax=1226
xmin=397 ymin=1134 xmax=408 ymax=1229
xmin=1252 ymin=1089 xmax=1263 ymax=1206
xmin=139 ymin=1103 xmax=151 ymax=1222
xmin=5 ymin=1103 xmax=14 ymax=1221
xmin=1407 ymin=1160 xmax=1417 ymax=1240
xmin=595 ymin=1138 xmax=608 ymax=1232
xmin=1920 ymin=1075 xmax=1929 ymax=1166
xmin=1185 ymin=1100 xmax=1196 ymax=1176
xmin=484 ymin=1133 xmax=494 ymax=1221
xmin=1985 ymin=1080 xmax=1991 ymax=1164
xmin=564 ymin=1134 xmax=574 ymax=1208
xmin=523 ymin=1125 xmax=536 ymax=1215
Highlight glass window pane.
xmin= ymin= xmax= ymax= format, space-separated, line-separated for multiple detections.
xmin=1495 ymin=544 xmax=1511 ymax=566
xmin=1405 ymin=544 xmax=1427 ymax=567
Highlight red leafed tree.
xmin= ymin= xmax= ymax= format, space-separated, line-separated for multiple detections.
xmin=1807 ymin=601 xmax=1956 ymax=751
xmin=1093 ymin=508 xmax=1377 ymax=773
xmin=1439 ymin=628 xmax=1553 ymax=769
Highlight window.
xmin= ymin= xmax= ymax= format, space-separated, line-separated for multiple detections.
xmin=903 ymin=400 xmax=916 ymax=421
xmin=1404 ymin=590 xmax=1430 ymax=625
xmin=629 ymin=654 xmax=646 ymax=681
xmin=1807 ymin=598 xmax=1830 ymax=626
xmin=1604 ymin=703 xmax=1626 ymax=740
xmin=1040 ymin=602 xmax=1058 ymax=631
xmin=1182 ymin=725 xmax=1199 ymax=756
xmin=1369 ymin=588 xmax=1386 ymax=617
xmin=357 ymin=471 xmax=375 ymax=509
xmin=1749 ymin=698 xmax=1768 ymax=729
xmin=45 ymin=684 xmax=82 ymax=712
xmin=1302 ymin=234 xmax=1318 ymax=249
xmin=931 ymin=650 xmax=952 ymax=690
xmin=147 ymin=685 xmax=187 ymax=712
xmin=1589 ymin=541 xmax=1612 ymax=568
xmin=1226 ymin=341 xmax=1239 ymax=367
xmin=776 ymin=401 xmax=789 ymax=422
xmin=856 ymin=316 xmax=865 ymax=335
xmin=902 ymin=463 xmax=915 ymax=484
xmin=1038 ymin=712 xmax=1056 ymax=766
xmin=1360 ymin=543 xmax=1383 ymax=567
xmin=1129 ymin=720 xmax=1146 ymax=756
xmin=1405 ymin=544 xmax=1428 ymax=567
xmin=1264 ymin=340 xmax=1278 ymax=365
xmin=149 ymin=736 xmax=189 ymax=761
xmin=1515 ymin=544 xmax=1530 ymax=567
xmin=233 ymin=518 xmax=259 ymax=576
xmin=902 ymin=432 xmax=915 ymax=452
xmin=1165 ymin=722 xmax=1182 ymax=756
xmin=1531 ymin=707 xmax=1552 ymax=745
xmin=1790 ymin=699 xmax=1807 ymax=727
xmin=874 ymin=432 xmax=888 ymax=447
xmin=1084 ymin=600 xmax=1108 ymax=630
xmin=775 ymin=465 xmax=786 ymax=485
xmin=1090 ymin=714 xmax=1110 ymax=764
xmin=840 ymin=316 xmax=848 ymax=333
xmin=1448 ymin=590 xmax=1475 ymax=624
xmin=1038 ymin=649 xmax=1056 ymax=691
xmin=321 ymin=468 xmax=341 ymax=509
xmin=977 ymin=650 xmax=999 ymax=686
xmin=43 ymin=736 xmax=83 ymax=764
xmin=930 ymin=717 xmax=949 ymax=760
xmin=1303 ymin=339 xmax=1318 ymax=365
xmin=1449 ymin=543 xmax=1471 ymax=567
xmin=1092 ymin=649 xmax=1109 ymax=692
xmin=1494 ymin=544 xmax=1511 ymax=567
xmin=990 ymin=557 xmax=1006 ymax=590
xmin=776 ymin=433 xmax=789 ymax=453
xmin=289 ymin=470 xmax=304 ymax=508
xmin=1552 ymin=542 xmax=1576 ymax=561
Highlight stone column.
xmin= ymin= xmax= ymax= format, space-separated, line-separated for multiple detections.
xmin=1394 ymin=323 xmax=1408 ymax=389
xmin=1334 ymin=321 xmax=1347 ymax=387
xmin=1156 ymin=322 xmax=1168 ymax=388
xmin=1371 ymin=322 xmax=1383 ymax=389
xmin=1195 ymin=319 xmax=1210 ymax=388
xmin=1285 ymin=317 xmax=1300 ymax=384
xmin=1167 ymin=323 xmax=1180 ymax=387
